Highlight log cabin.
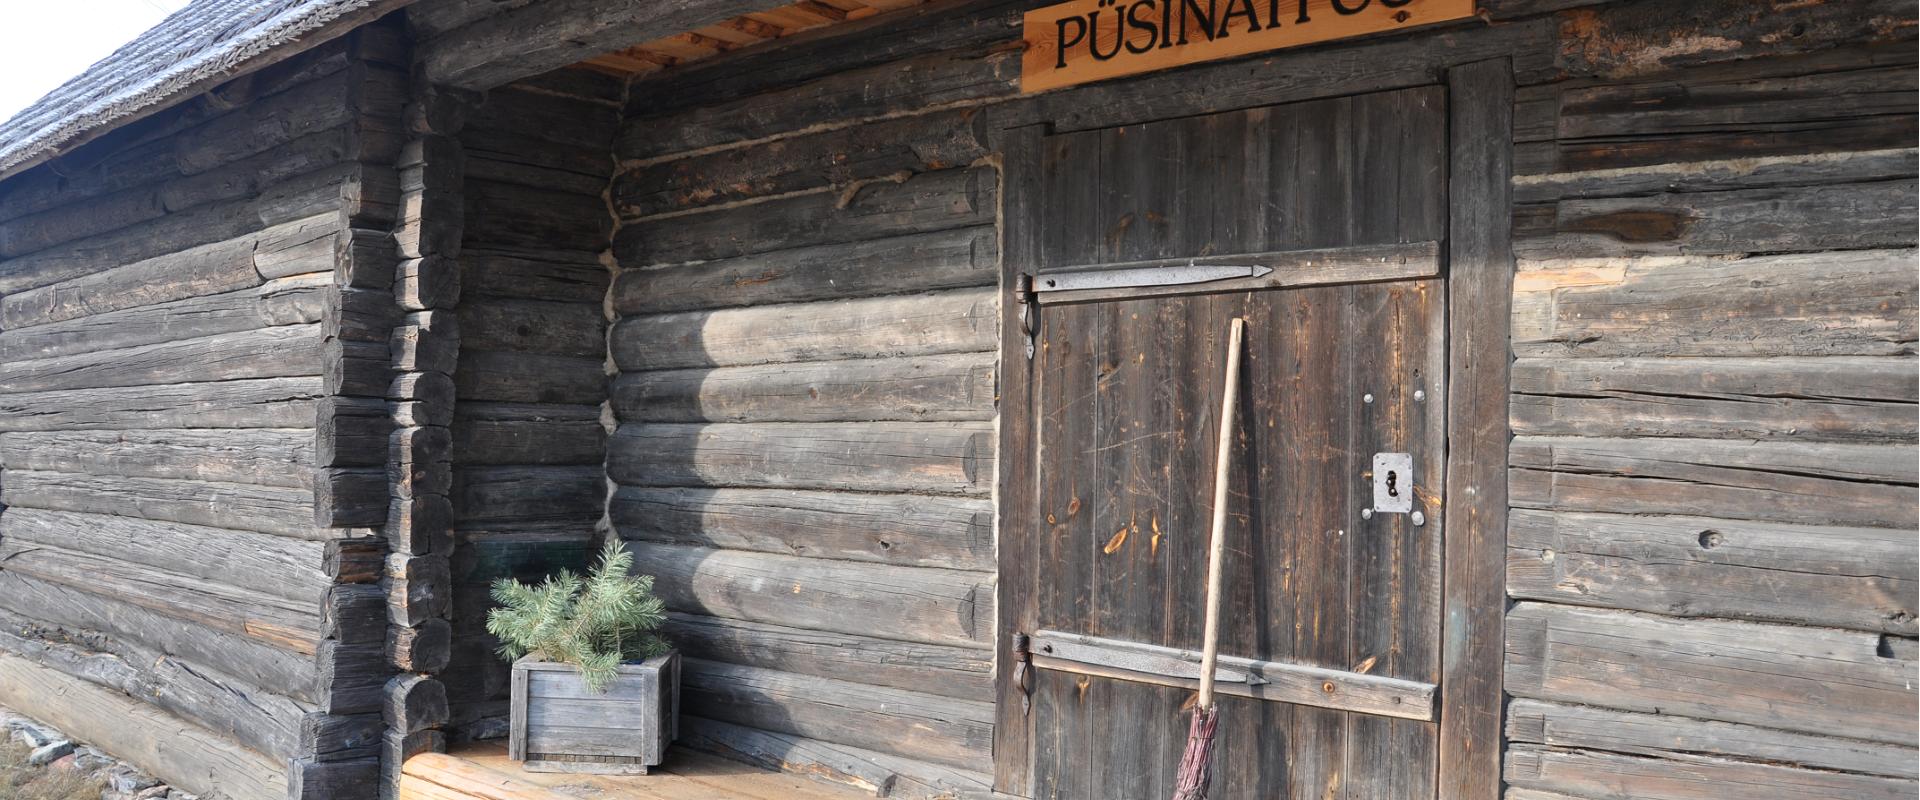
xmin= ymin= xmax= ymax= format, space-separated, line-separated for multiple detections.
xmin=0 ymin=0 xmax=1913 ymax=799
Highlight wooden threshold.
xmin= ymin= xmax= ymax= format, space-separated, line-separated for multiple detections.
xmin=401 ymin=740 xmax=868 ymax=800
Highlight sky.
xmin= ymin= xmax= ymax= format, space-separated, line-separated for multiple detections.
xmin=0 ymin=0 xmax=194 ymax=122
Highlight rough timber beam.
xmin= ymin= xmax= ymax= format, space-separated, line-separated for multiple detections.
xmin=418 ymin=0 xmax=800 ymax=91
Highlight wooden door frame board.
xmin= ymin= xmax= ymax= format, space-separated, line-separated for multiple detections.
xmin=990 ymin=59 xmax=1517 ymax=800
xmin=1436 ymin=56 xmax=1514 ymax=800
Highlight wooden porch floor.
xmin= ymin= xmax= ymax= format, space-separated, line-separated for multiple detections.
xmin=400 ymin=741 xmax=868 ymax=800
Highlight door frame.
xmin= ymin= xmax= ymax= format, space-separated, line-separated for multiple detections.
xmin=991 ymin=47 xmax=1518 ymax=800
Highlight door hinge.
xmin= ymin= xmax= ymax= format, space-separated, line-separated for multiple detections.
xmin=1014 ymin=274 xmax=1037 ymax=360
xmin=1011 ymin=631 xmax=1034 ymax=716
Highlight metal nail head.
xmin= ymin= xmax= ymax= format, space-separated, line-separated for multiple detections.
xmin=1360 ymin=508 xmax=1374 ymax=520
xmin=1411 ymin=511 xmax=1426 ymax=527
xmin=1362 ymin=393 xmax=1374 ymax=404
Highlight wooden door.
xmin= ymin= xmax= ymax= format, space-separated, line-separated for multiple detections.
xmin=1007 ymin=86 xmax=1448 ymax=799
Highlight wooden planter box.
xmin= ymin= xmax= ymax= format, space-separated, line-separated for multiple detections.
xmin=509 ymin=651 xmax=680 ymax=774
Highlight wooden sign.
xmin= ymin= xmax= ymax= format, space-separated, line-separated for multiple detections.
xmin=1021 ymin=0 xmax=1476 ymax=93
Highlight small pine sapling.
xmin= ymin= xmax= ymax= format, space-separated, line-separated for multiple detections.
xmin=486 ymin=538 xmax=671 ymax=692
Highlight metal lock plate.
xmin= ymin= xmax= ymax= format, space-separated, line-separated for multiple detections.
xmin=1372 ymin=453 xmax=1413 ymax=514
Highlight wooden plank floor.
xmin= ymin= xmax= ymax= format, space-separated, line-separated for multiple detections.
xmin=401 ymin=740 xmax=868 ymax=800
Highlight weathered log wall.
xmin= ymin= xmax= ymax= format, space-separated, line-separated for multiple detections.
xmin=599 ymin=0 xmax=1918 ymax=797
xmin=603 ymin=8 xmax=1005 ymax=791
xmin=1501 ymin=2 xmax=1919 ymax=797
xmin=0 ymin=20 xmax=411 ymax=799
xmin=440 ymin=67 xmax=623 ymax=737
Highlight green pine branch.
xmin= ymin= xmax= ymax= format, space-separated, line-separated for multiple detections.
xmin=486 ymin=538 xmax=671 ymax=693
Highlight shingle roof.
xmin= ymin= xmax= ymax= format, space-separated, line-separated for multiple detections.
xmin=0 ymin=0 xmax=400 ymax=181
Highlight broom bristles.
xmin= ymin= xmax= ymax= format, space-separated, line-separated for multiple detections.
xmin=1170 ymin=705 xmax=1220 ymax=800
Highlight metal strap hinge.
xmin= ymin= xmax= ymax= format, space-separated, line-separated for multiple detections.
xmin=1031 ymin=262 xmax=1272 ymax=293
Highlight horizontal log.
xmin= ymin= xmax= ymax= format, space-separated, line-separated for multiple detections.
xmin=612 ymin=225 xmax=996 ymax=315
xmin=289 ymin=756 xmax=381 ymax=800
xmin=465 ymin=85 xmax=620 ymax=152
xmin=1510 ymin=436 xmax=1918 ymax=528
xmin=622 ymin=0 xmax=1025 ymax=119
xmin=614 ymin=167 xmax=995 ymax=264
xmin=0 ymin=470 xmax=348 ymax=540
xmin=0 ymin=377 xmax=324 ymax=432
xmin=317 ymin=641 xmax=392 ymax=715
xmin=681 ymin=658 xmax=992 ymax=770
xmin=0 ymin=323 xmax=323 ymax=395
xmin=0 ymin=540 xmax=342 ymax=656
xmin=664 ymin=613 xmax=993 ymax=701
xmin=0 ymin=255 xmax=303 ymax=365
xmin=0 ymin=124 xmax=361 ymax=260
xmin=0 ymin=612 xmax=353 ymax=764
xmin=1551 ymin=0 xmax=1916 ymax=80
xmin=613 ymin=107 xmax=991 ymax=217
xmin=386 ymin=674 xmax=450 ymax=735
xmin=0 ymin=652 xmax=286 ymax=800
xmin=611 ymin=353 xmax=995 ymax=424
xmin=1513 ymin=179 xmax=1917 ymax=261
xmin=390 ymin=617 xmax=452 ymax=674
xmin=321 ymin=396 xmax=391 ymax=468
xmin=1505 ymin=744 xmax=1914 ymax=800
xmin=1507 ymin=699 xmax=1918 ymax=780
xmin=458 ymin=128 xmax=610 ymax=192
xmin=502 ymin=66 xmax=626 ymax=106
xmin=457 ymin=298 xmax=604 ymax=358
xmin=618 ymin=47 xmax=1017 ymax=161
xmin=457 ymin=247 xmax=608 ymax=303
xmin=611 ymin=288 xmax=997 ymax=371
xmin=0 ymin=428 xmax=316 ymax=488
xmin=420 ymin=0 xmax=792 ymax=90
xmin=0 ymin=163 xmax=358 ymax=295
xmin=629 ymin=541 xmax=992 ymax=648
xmin=451 ymin=465 xmax=605 ymax=524
xmin=1514 ymin=148 xmax=1920 ymax=204
xmin=678 ymin=715 xmax=997 ymax=800
xmin=387 ymin=553 xmax=453 ymax=627
xmin=1516 ymin=46 xmax=1917 ymax=174
xmin=608 ymin=421 xmax=992 ymax=495
xmin=255 ymin=213 xmax=341 ymax=280
xmin=0 ymin=508 xmax=334 ymax=604
xmin=463 ymin=179 xmax=610 ymax=252
xmin=1511 ymin=249 xmax=1918 ymax=357
xmin=451 ymin=403 xmax=605 ymax=466
xmin=455 ymin=349 xmax=605 ymax=405
xmin=0 ymin=234 xmax=258 ymax=331
xmin=612 ymin=486 xmax=993 ymax=571
xmin=327 ymin=336 xmax=393 ymax=398
xmin=464 ymin=153 xmax=608 ymax=198
xmin=1509 ymin=508 xmax=1916 ymax=634
xmin=0 ymin=571 xmax=330 ymax=708
xmin=390 ymin=309 xmax=459 ymax=374
xmin=1505 ymin=602 xmax=1919 ymax=746
xmin=1510 ymin=356 xmax=1918 ymax=442
xmin=0 ymin=57 xmax=363 ymax=221
xmin=395 ymin=255 xmax=462 ymax=311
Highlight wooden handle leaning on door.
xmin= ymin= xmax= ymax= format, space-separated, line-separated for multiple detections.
xmin=1197 ymin=317 xmax=1246 ymax=712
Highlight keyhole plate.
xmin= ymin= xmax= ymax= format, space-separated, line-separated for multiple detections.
xmin=1371 ymin=452 xmax=1413 ymax=514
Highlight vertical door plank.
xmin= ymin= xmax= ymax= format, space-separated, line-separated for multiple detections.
xmin=993 ymin=123 xmax=1047 ymax=797
xmin=1033 ymin=126 xmax=1105 ymax=800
